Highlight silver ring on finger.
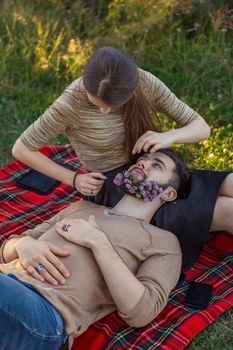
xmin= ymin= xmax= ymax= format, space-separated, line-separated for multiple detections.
xmin=34 ymin=263 xmax=45 ymax=274
xmin=62 ymin=223 xmax=71 ymax=232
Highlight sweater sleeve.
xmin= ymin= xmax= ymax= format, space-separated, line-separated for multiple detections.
xmin=0 ymin=210 xmax=63 ymax=263
xmin=0 ymin=200 xmax=91 ymax=263
xmin=139 ymin=68 xmax=201 ymax=126
xmin=118 ymin=247 xmax=181 ymax=328
xmin=20 ymin=79 xmax=82 ymax=150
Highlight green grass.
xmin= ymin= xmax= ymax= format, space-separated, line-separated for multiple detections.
xmin=0 ymin=1 xmax=232 ymax=348
xmin=187 ymin=309 xmax=233 ymax=350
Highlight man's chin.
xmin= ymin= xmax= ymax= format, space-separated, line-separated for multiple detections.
xmin=129 ymin=171 xmax=145 ymax=182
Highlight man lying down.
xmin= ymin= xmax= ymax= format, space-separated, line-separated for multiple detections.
xmin=0 ymin=149 xmax=188 ymax=350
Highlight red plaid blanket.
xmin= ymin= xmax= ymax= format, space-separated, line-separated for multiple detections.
xmin=0 ymin=145 xmax=232 ymax=350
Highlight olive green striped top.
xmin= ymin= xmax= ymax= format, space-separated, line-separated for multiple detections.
xmin=20 ymin=68 xmax=200 ymax=172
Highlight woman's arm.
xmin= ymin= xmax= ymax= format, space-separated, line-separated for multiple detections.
xmin=134 ymin=70 xmax=210 ymax=153
xmin=133 ymin=116 xmax=210 ymax=154
xmin=12 ymin=138 xmax=75 ymax=186
xmin=164 ymin=116 xmax=210 ymax=144
xmin=13 ymin=137 xmax=106 ymax=196
xmin=12 ymin=85 xmax=78 ymax=185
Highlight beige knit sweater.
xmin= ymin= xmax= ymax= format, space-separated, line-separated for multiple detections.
xmin=0 ymin=200 xmax=181 ymax=348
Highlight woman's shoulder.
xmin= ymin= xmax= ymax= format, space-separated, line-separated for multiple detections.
xmin=64 ymin=76 xmax=86 ymax=95
xmin=137 ymin=67 xmax=163 ymax=95
xmin=138 ymin=67 xmax=158 ymax=83
xmin=61 ymin=76 xmax=90 ymax=107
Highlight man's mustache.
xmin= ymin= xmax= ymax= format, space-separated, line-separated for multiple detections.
xmin=129 ymin=166 xmax=146 ymax=180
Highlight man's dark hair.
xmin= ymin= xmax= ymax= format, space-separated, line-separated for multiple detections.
xmin=156 ymin=148 xmax=190 ymax=199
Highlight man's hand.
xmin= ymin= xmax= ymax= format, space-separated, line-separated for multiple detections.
xmin=15 ymin=236 xmax=70 ymax=285
xmin=56 ymin=215 xmax=107 ymax=248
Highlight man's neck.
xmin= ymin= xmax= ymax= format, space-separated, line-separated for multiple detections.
xmin=112 ymin=194 xmax=163 ymax=222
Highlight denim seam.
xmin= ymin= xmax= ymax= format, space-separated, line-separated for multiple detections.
xmin=0 ymin=305 xmax=63 ymax=341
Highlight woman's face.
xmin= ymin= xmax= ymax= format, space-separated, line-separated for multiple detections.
xmin=87 ymin=93 xmax=112 ymax=114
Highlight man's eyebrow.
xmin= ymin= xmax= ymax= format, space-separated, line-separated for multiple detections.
xmin=138 ymin=155 xmax=166 ymax=169
xmin=137 ymin=154 xmax=149 ymax=160
xmin=153 ymin=157 xmax=166 ymax=169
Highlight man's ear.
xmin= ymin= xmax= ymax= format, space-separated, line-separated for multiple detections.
xmin=160 ymin=187 xmax=177 ymax=202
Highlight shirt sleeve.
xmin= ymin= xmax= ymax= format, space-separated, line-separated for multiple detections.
xmin=118 ymin=243 xmax=181 ymax=328
xmin=20 ymin=79 xmax=82 ymax=150
xmin=0 ymin=210 xmax=62 ymax=263
xmin=139 ymin=68 xmax=201 ymax=126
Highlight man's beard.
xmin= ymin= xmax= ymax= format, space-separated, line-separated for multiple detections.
xmin=113 ymin=170 xmax=164 ymax=202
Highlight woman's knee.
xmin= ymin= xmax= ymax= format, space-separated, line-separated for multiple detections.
xmin=218 ymin=173 xmax=233 ymax=197
xmin=210 ymin=196 xmax=233 ymax=233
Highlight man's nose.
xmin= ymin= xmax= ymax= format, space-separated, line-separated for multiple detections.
xmin=137 ymin=160 xmax=146 ymax=169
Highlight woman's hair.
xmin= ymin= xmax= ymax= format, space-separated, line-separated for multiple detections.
xmin=83 ymin=46 xmax=159 ymax=161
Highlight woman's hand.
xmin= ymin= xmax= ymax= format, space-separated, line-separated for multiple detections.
xmin=15 ymin=236 xmax=70 ymax=286
xmin=133 ymin=130 xmax=175 ymax=154
xmin=74 ymin=172 xmax=107 ymax=196
xmin=56 ymin=216 xmax=107 ymax=249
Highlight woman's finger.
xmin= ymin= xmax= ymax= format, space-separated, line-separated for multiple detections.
xmin=149 ymin=143 xmax=162 ymax=153
xmin=133 ymin=135 xmax=151 ymax=154
xmin=86 ymin=178 xmax=105 ymax=186
xmin=89 ymin=172 xmax=107 ymax=180
xmin=77 ymin=183 xmax=103 ymax=195
xmin=142 ymin=138 xmax=157 ymax=152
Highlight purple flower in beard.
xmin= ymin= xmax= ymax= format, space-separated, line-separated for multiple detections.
xmin=147 ymin=183 xmax=152 ymax=191
xmin=142 ymin=190 xmax=147 ymax=198
xmin=113 ymin=170 xmax=163 ymax=202
xmin=124 ymin=178 xmax=131 ymax=185
xmin=113 ymin=173 xmax=123 ymax=186
xmin=129 ymin=187 xmax=135 ymax=194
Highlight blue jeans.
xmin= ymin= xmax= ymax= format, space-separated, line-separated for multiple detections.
xmin=0 ymin=273 xmax=67 ymax=350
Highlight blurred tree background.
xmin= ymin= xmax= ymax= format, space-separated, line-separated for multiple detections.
xmin=0 ymin=0 xmax=232 ymax=346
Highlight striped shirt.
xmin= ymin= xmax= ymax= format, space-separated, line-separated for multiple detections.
xmin=20 ymin=68 xmax=200 ymax=172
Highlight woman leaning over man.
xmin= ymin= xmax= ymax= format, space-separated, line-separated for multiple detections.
xmin=12 ymin=46 xmax=232 ymax=272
